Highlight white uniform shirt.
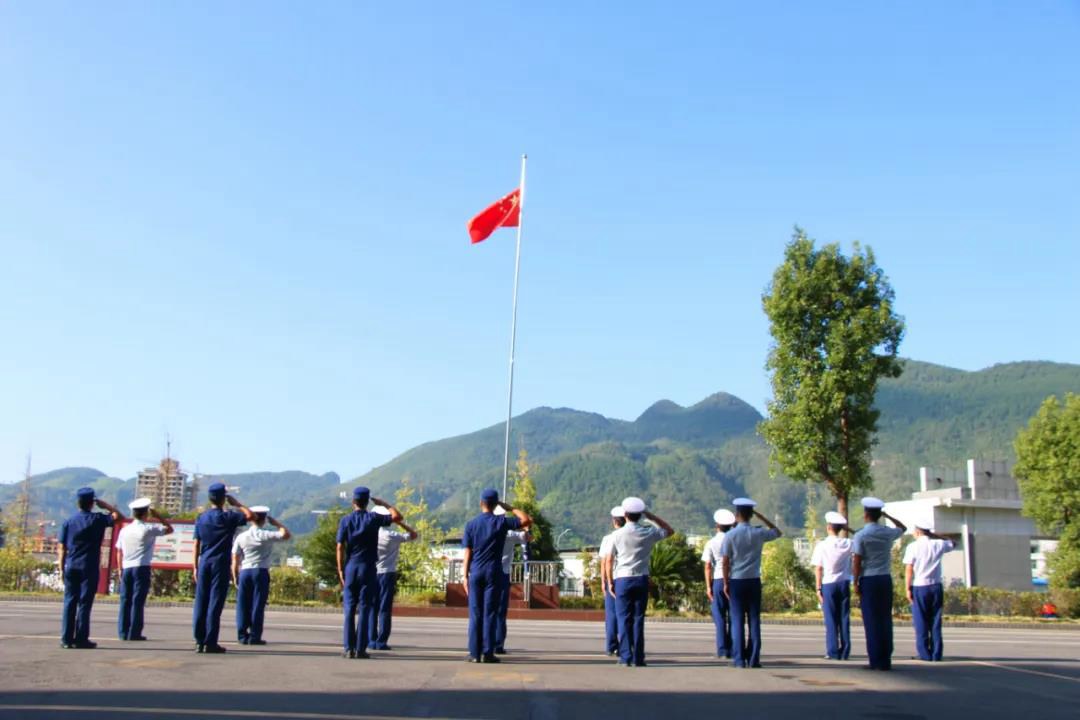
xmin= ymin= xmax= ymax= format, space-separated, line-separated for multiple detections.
xmin=700 ymin=530 xmax=727 ymax=570
xmin=376 ymin=527 xmax=414 ymax=574
xmin=902 ymin=536 xmax=955 ymax=587
xmin=499 ymin=530 xmax=528 ymax=574
xmin=598 ymin=532 xmax=616 ymax=560
xmin=232 ymin=526 xmax=287 ymax=570
xmin=719 ymin=523 xmax=781 ymax=580
xmin=612 ymin=522 xmax=670 ymax=579
xmin=117 ymin=520 xmax=169 ymax=569
xmin=810 ymin=535 xmax=853 ymax=585
xmin=851 ymin=522 xmax=904 ymax=577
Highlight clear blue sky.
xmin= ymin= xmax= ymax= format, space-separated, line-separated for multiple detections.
xmin=2 ymin=2 xmax=1078 ymax=483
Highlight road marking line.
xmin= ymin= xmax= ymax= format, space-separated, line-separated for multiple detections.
xmin=973 ymin=660 xmax=1080 ymax=683
xmin=0 ymin=705 xmax=461 ymax=720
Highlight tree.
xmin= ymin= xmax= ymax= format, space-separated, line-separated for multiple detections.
xmin=760 ymin=538 xmax=815 ymax=612
xmin=648 ymin=533 xmax=704 ymax=612
xmin=298 ymin=507 xmax=347 ymax=587
xmin=510 ymin=450 xmax=557 ymax=561
xmin=759 ymin=228 xmax=905 ymax=517
xmin=1014 ymin=393 xmax=1080 ymax=589
xmin=393 ymin=479 xmax=447 ymax=589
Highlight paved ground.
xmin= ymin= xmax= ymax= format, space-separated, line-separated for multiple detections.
xmin=1 ymin=600 xmax=1078 ymax=719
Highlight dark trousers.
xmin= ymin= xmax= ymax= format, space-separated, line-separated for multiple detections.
xmin=859 ymin=574 xmax=894 ymax=670
xmin=117 ymin=566 xmax=152 ymax=640
xmin=821 ymin=580 xmax=851 ymax=660
xmin=342 ymin=561 xmax=376 ymax=652
xmin=367 ymin=571 xmax=398 ymax=648
xmin=193 ymin=556 xmax=230 ymax=647
xmin=603 ymin=591 xmax=619 ymax=654
xmin=728 ymin=577 xmax=763 ymax=668
xmin=467 ymin=566 xmax=503 ymax=659
xmin=236 ymin=568 xmax=271 ymax=643
xmin=710 ymin=579 xmax=732 ymax=658
xmin=494 ymin=572 xmax=510 ymax=651
xmin=615 ymin=575 xmax=649 ymax=666
xmin=912 ymin=583 xmax=944 ymax=661
xmin=61 ymin=566 xmax=98 ymax=645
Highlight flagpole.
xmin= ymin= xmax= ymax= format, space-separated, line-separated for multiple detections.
xmin=502 ymin=154 xmax=527 ymax=500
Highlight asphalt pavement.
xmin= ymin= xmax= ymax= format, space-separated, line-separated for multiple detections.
xmin=1 ymin=600 xmax=1078 ymax=719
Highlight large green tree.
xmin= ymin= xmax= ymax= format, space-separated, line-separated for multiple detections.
xmin=510 ymin=450 xmax=558 ymax=561
xmin=760 ymin=228 xmax=905 ymax=518
xmin=1014 ymin=393 xmax=1080 ymax=589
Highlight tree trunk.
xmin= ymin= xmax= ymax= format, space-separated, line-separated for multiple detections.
xmin=837 ymin=493 xmax=848 ymax=518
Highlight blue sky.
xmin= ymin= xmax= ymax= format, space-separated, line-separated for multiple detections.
xmin=2 ymin=2 xmax=1078 ymax=482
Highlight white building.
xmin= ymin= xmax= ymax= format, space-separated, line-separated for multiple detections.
xmin=884 ymin=459 xmax=1046 ymax=591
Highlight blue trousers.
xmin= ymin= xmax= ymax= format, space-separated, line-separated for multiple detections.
xmin=193 ymin=556 xmax=230 ymax=647
xmin=118 ymin=566 xmax=152 ymax=640
xmin=467 ymin=566 xmax=503 ymax=659
xmin=61 ymin=566 xmax=98 ymax=645
xmin=603 ymin=591 xmax=619 ymax=654
xmin=859 ymin=574 xmax=894 ymax=670
xmin=342 ymin=561 xmax=377 ymax=652
xmin=615 ymin=575 xmax=649 ymax=665
xmin=494 ymin=572 xmax=510 ymax=652
xmin=367 ymin=571 xmax=398 ymax=649
xmin=710 ymin=579 xmax=732 ymax=658
xmin=728 ymin=578 xmax=762 ymax=668
xmin=912 ymin=583 xmax=944 ymax=661
xmin=821 ymin=580 xmax=851 ymax=660
xmin=236 ymin=568 xmax=271 ymax=643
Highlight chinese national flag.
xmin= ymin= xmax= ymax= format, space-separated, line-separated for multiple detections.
xmin=467 ymin=188 xmax=521 ymax=244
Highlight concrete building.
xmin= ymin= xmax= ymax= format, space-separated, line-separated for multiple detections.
xmin=885 ymin=459 xmax=1045 ymax=591
xmin=136 ymin=459 xmax=198 ymax=515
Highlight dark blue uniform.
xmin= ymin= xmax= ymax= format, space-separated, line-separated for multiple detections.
xmin=58 ymin=511 xmax=114 ymax=646
xmin=337 ymin=510 xmax=392 ymax=653
xmin=192 ymin=507 xmax=246 ymax=648
xmin=462 ymin=512 xmax=521 ymax=660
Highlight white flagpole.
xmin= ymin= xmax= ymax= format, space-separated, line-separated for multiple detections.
xmin=502 ymin=154 xmax=527 ymax=499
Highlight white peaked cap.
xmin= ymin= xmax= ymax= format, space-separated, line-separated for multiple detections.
xmin=732 ymin=497 xmax=756 ymax=508
xmin=621 ymin=497 xmax=646 ymax=514
xmin=916 ymin=521 xmax=934 ymax=532
xmin=861 ymin=497 xmax=885 ymax=510
xmin=714 ymin=509 xmax=736 ymax=525
xmin=610 ymin=506 xmax=626 ymax=518
xmin=373 ymin=505 xmax=391 ymax=516
xmin=250 ymin=505 xmax=271 ymax=514
xmin=825 ymin=511 xmax=847 ymax=525
xmin=129 ymin=497 xmax=152 ymax=510
xmin=493 ymin=505 xmax=507 ymax=516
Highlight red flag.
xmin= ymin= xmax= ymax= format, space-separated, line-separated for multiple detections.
xmin=467 ymin=188 xmax=521 ymax=244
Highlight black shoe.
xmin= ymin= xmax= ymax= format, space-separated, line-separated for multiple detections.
xmin=494 ymin=648 xmax=507 ymax=655
xmin=238 ymin=638 xmax=249 ymax=645
xmin=73 ymin=641 xmax=97 ymax=649
xmin=203 ymin=644 xmax=227 ymax=654
xmin=636 ymin=661 xmax=648 ymax=667
xmin=343 ymin=650 xmax=356 ymax=659
xmin=129 ymin=636 xmax=147 ymax=642
xmin=60 ymin=642 xmax=75 ymax=649
xmin=354 ymin=651 xmax=370 ymax=659
xmin=249 ymin=639 xmax=267 ymax=646
xmin=196 ymin=644 xmax=205 ymax=653
xmin=482 ymin=654 xmax=500 ymax=664
xmin=466 ymin=655 xmax=481 ymax=663
xmin=608 ymin=651 xmax=618 ymax=657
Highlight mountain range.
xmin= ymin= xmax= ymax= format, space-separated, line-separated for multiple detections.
xmin=3 ymin=359 xmax=1078 ymax=545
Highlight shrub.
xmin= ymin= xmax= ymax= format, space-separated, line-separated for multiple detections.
xmin=560 ymin=594 xmax=604 ymax=610
xmin=269 ymin=567 xmax=318 ymax=605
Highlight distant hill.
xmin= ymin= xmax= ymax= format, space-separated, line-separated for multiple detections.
xmin=5 ymin=359 xmax=1078 ymax=547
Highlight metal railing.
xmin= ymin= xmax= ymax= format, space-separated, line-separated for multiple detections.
xmin=447 ymin=560 xmax=562 ymax=586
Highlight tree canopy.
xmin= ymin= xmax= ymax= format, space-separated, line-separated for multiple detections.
xmin=759 ymin=228 xmax=905 ymax=517
xmin=1015 ymin=393 xmax=1080 ymax=589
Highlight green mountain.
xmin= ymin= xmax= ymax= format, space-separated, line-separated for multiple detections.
xmin=5 ymin=359 xmax=1078 ymax=547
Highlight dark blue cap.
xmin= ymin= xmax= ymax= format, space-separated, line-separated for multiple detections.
xmin=76 ymin=487 xmax=95 ymax=500
xmin=208 ymin=482 xmax=226 ymax=497
xmin=481 ymin=488 xmax=499 ymax=503
xmin=353 ymin=486 xmax=370 ymax=502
